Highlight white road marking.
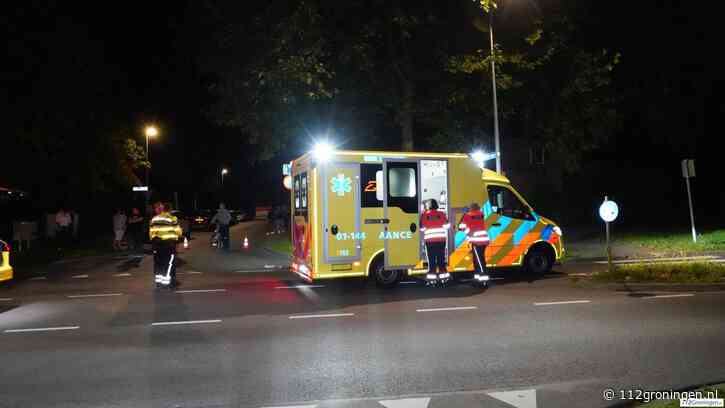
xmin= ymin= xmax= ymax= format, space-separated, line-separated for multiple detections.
xmin=379 ymin=397 xmax=431 ymax=408
xmin=288 ymin=313 xmax=355 ymax=319
xmin=151 ymin=319 xmax=222 ymax=326
xmin=275 ymin=285 xmax=325 ymax=289
xmin=399 ymin=281 xmax=418 ymax=284
xmin=416 ymin=306 xmax=478 ymax=312
xmin=534 ymin=300 xmax=591 ymax=306
xmin=264 ymin=264 xmax=279 ymax=269
xmin=594 ymin=255 xmax=716 ymax=265
xmin=0 ymin=298 xmax=13 ymax=301
xmin=488 ymin=389 xmax=537 ymax=408
xmin=114 ymin=272 xmax=132 ymax=277
xmin=29 ymin=276 xmax=47 ymax=280
xmin=186 ymin=271 xmax=202 ymax=274
xmin=260 ymin=405 xmax=317 ymax=408
xmin=67 ymin=293 xmax=123 ymax=299
xmin=72 ymin=274 xmax=89 ymax=279
xmin=4 ymin=326 xmax=80 ymax=333
xmin=175 ymin=289 xmax=226 ymax=294
xmin=644 ymin=293 xmax=695 ymax=299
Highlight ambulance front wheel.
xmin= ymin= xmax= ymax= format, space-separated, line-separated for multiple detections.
xmin=523 ymin=245 xmax=554 ymax=276
xmin=369 ymin=256 xmax=402 ymax=288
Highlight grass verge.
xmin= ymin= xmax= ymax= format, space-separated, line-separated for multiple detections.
xmin=593 ymin=262 xmax=725 ymax=283
xmin=262 ymin=233 xmax=292 ymax=255
xmin=617 ymin=229 xmax=725 ymax=255
xmin=638 ymin=383 xmax=724 ymax=407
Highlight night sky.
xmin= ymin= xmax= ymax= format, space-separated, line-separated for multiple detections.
xmin=3 ymin=0 xmax=714 ymax=230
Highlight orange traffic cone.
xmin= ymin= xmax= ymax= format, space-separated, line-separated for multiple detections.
xmin=243 ymin=236 xmax=249 ymax=249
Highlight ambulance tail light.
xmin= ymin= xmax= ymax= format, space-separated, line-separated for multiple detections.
xmin=553 ymin=226 xmax=562 ymax=236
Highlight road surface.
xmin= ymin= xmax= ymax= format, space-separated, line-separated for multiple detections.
xmin=1 ymin=221 xmax=724 ymax=408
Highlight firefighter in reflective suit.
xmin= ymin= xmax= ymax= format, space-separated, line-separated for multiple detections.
xmin=459 ymin=202 xmax=490 ymax=287
xmin=149 ymin=202 xmax=183 ymax=289
xmin=420 ymin=199 xmax=450 ymax=286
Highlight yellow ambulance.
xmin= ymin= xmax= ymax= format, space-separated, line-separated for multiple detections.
xmin=289 ymin=146 xmax=564 ymax=287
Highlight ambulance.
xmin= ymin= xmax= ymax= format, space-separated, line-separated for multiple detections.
xmin=288 ymin=145 xmax=564 ymax=287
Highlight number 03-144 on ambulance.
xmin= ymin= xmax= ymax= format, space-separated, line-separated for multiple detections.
xmin=287 ymin=146 xmax=564 ymax=287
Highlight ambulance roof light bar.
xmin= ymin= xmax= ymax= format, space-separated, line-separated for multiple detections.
xmin=312 ymin=141 xmax=334 ymax=163
xmin=470 ymin=150 xmax=497 ymax=169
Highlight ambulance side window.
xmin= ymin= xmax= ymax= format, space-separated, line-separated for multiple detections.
xmin=487 ymin=185 xmax=533 ymax=220
xmin=360 ymin=164 xmax=383 ymax=208
xmin=387 ymin=163 xmax=418 ymax=214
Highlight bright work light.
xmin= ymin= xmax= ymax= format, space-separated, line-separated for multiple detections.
xmin=313 ymin=141 xmax=334 ymax=162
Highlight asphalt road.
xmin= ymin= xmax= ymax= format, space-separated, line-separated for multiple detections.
xmin=1 ymin=222 xmax=724 ymax=408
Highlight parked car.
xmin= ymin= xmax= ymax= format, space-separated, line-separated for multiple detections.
xmin=191 ymin=210 xmax=214 ymax=231
xmin=0 ymin=239 xmax=12 ymax=283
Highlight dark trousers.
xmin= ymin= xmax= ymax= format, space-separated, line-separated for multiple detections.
xmin=152 ymin=240 xmax=177 ymax=286
xmin=219 ymin=224 xmax=230 ymax=250
xmin=425 ymin=241 xmax=447 ymax=275
xmin=472 ymin=244 xmax=487 ymax=275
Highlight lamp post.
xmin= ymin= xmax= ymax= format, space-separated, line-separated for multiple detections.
xmin=144 ymin=125 xmax=158 ymax=209
xmin=221 ymin=168 xmax=229 ymax=187
xmin=489 ymin=9 xmax=502 ymax=174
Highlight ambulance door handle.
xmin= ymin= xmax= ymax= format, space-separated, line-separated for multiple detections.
xmin=491 ymin=223 xmax=502 ymax=227
xmin=410 ymin=223 xmax=417 ymax=233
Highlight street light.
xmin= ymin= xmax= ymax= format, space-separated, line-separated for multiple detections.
xmin=221 ymin=168 xmax=229 ymax=186
xmin=144 ymin=125 xmax=158 ymax=209
xmin=144 ymin=125 xmax=158 ymax=187
xmin=488 ymin=8 xmax=502 ymax=174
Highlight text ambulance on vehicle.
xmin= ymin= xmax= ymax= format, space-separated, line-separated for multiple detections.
xmin=288 ymin=145 xmax=564 ymax=287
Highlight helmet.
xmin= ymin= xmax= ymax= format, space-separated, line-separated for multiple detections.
xmin=425 ymin=199 xmax=439 ymax=211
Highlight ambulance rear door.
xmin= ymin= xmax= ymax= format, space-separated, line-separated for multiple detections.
xmin=322 ymin=162 xmax=362 ymax=263
xmin=382 ymin=159 xmax=421 ymax=269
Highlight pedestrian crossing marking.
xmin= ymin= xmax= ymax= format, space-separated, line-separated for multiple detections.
xmin=487 ymin=389 xmax=537 ymax=408
xmin=379 ymin=397 xmax=431 ymax=408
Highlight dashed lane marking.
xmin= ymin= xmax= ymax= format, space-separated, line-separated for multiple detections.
xmin=72 ymin=274 xmax=89 ymax=279
xmin=275 ymin=285 xmax=325 ymax=289
xmin=0 ymin=298 xmax=13 ymax=301
xmin=114 ymin=273 xmax=132 ymax=277
xmin=67 ymin=293 xmax=124 ymax=299
xmin=416 ymin=306 xmax=478 ymax=312
xmin=288 ymin=313 xmax=355 ymax=319
xmin=4 ymin=326 xmax=80 ymax=334
xmin=534 ymin=300 xmax=591 ymax=306
xmin=151 ymin=319 xmax=222 ymax=326
xmin=643 ymin=293 xmax=695 ymax=299
xmin=29 ymin=276 xmax=47 ymax=280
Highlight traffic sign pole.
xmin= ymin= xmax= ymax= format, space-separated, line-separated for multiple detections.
xmin=681 ymin=159 xmax=697 ymax=243
xmin=685 ymin=175 xmax=696 ymax=243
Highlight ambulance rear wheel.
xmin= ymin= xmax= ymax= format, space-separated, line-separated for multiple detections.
xmin=370 ymin=257 xmax=401 ymax=288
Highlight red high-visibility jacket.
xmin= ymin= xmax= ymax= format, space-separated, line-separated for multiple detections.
xmin=420 ymin=210 xmax=449 ymax=243
xmin=459 ymin=210 xmax=490 ymax=246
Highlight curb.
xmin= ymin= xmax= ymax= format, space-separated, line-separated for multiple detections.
xmin=572 ymin=280 xmax=725 ymax=292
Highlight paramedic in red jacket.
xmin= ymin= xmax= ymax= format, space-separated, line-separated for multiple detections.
xmin=420 ymin=199 xmax=450 ymax=285
xmin=459 ymin=202 xmax=490 ymax=286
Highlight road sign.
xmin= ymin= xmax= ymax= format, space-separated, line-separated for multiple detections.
xmin=599 ymin=199 xmax=619 ymax=223
xmin=282 ymin=163 xmax=291 ymax=176
xmin=132 ymin=186 xmax=149 ymax=192
xmin=681 ymin=159 xmax=695 ymax=178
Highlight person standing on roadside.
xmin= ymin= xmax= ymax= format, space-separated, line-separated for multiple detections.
xmin=55 ymin=207 xmax=72 ymax=251
xmin=127 ymin=208 xmax=144 ymax=253
xmin=459 ymin=202 xmax=490 ymax=287
xmin=112 ymin=209 xmax=128 ymax=251
xmin=149 ymin=202 xmax=182 ymax=289
xmin=210 ymin=203 xmax=232 ymax=250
